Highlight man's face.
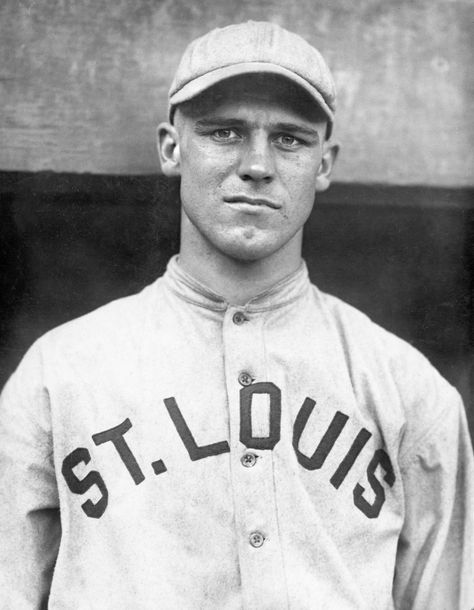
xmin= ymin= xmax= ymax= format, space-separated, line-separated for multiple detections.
xmin=159 ymin=75 xmax=335 ymax=263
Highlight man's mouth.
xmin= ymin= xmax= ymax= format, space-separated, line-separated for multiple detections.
xmin=223 ymin=195 xmax=281 ymax=210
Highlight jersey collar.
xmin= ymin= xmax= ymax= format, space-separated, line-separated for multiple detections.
xmin=163 ymin=254 xmax=311 ymax=313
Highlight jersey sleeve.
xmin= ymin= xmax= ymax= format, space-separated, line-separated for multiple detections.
xmin=0 ymin=342 xmax=60 ymax=609
xmin=393 ymin=389 xmax=474 ymax=610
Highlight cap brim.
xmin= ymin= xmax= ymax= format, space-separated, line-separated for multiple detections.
xmin=168 ymin=62 xmax=334 ymax=126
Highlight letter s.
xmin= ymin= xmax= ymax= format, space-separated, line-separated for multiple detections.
xmin=353 ymin=449 xmax=395 ymax=519
xmin=62 ymin=447 xmax=108 ymax=519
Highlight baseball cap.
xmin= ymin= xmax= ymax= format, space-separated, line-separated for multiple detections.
xmin=168 ymin=21 xmax=336 ymax=138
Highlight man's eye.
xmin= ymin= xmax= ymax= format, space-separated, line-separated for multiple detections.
xmin=276 ymin=134 xmax=300 ymax=148
xmin=212 ymin=128 xmax=238 ymax=140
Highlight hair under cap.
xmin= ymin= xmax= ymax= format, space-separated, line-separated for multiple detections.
xmin=168 ymin=21 xmax=336 ymax=137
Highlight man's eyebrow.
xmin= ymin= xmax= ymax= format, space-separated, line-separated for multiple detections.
xmin=273 ymin=122 xmax=320 ymax=138
xmin=194 ymin=118 xmax=247 ymax=129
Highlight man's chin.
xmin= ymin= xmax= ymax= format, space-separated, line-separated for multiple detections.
xmin=217 ymin=240 xmax=281 ymax=264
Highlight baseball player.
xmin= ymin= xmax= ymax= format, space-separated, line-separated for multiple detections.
xmin=1 ymin=20 xmax=473 ymax=610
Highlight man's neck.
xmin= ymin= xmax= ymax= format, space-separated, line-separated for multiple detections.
xmin=178 ymin=232 xmax=303 ymax=306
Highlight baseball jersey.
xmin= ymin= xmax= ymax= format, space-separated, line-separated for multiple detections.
xmin=0 ymin=255 xmax=473 ymax=609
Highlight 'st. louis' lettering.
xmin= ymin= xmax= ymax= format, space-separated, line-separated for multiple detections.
xmin=1 ymin=256 xmax=473 ymax=609
xmin=61 ymin=385 xmax=395 ymax=522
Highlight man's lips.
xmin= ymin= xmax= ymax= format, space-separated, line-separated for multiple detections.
xmin=223 ymin=195 xmax=281 ymax=210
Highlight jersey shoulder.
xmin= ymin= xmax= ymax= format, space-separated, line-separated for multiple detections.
xmin=29 ymin=276 xmax=165 ymax=369
xmin=313 ymin=285 xmax=441 ymax=379
xmin=311 ymin=286 xmax=462 ymax=452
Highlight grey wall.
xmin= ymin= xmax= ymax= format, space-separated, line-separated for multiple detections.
xmin=0 ymin=3 xmax=472 ymax=433
xmin=1 ymin=0 xmax=473 ymax=186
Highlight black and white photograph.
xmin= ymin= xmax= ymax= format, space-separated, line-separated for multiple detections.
xmin=1 ymin=1 xmax=473 ymax=608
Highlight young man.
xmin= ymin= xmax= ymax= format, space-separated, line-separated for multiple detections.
xmin=0 ymin=20 xmax=473 ymax=609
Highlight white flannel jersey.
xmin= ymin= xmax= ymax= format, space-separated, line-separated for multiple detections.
xmin=0 ymin=255 xmax=473 ymax=609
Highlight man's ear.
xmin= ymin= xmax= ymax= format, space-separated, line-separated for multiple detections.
xmin=157 ymin=122 xmax=181 ymax=177
xmin=315 ymin=141 xmax=339 ymax=192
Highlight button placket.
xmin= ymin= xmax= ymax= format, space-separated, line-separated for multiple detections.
xmin=222 ymin=308 xmax=287 ymax=605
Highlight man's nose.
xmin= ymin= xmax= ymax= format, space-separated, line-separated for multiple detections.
xmin=237 ymin=136 xmax=275 ymax=183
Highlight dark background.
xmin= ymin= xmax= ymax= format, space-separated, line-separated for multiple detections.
xmin=1 ymin=173 xmax=472 ymax=437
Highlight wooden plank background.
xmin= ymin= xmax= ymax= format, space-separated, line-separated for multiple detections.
xmin=1 ymin=0 xmax=473 ymax=186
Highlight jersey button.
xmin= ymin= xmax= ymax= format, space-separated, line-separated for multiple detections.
xmin=249 ymin=531 xmax=265 ymax=548
xmin=232 ymin=311 xmax=247 ymax=325
xmin=241 ymin=452 xmax=257 ymax=468
xmin=238 ymin=371 xmax=253 ymax=386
